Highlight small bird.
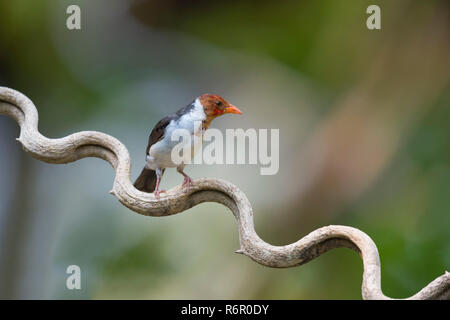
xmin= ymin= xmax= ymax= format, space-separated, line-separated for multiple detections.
xmin=134 ymin=94 xmax=242 ymax=198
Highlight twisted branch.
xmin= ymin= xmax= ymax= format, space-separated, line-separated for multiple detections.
xmin=0 ymin=86 xmax=448 ymax=299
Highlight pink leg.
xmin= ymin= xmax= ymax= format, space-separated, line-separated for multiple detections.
xmin=177 ymin=167 xmax=193 ymax=193
xmin=154 ymin=175 xmax=162 ymax=199
xmin=182 ymin=175 xmax=193 ymax=193
xmin=153 ymin=169 xmax=166 ymax=199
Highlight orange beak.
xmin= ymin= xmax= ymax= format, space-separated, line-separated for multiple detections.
xmin=224 ymin=104 xmax=242 ymax=115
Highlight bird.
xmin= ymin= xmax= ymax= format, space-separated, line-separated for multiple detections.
xmin=134 ymin=94 xmax=242 ymax=198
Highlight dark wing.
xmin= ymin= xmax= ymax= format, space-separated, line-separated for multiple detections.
xmin=145 ymin=100 xmax=196 ymax=155
xmin=146 ymin=115 xmax=172 ymax=155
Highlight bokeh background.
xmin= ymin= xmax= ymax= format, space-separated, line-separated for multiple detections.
xmin=0 ymin=0 xmax=449 ymax=299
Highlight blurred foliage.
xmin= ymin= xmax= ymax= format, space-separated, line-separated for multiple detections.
xmin=0 ymin=0 xmax=448 ymax=299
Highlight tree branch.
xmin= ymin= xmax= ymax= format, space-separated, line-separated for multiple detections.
xmin=0 ymin=86 xmax=448 ymax=299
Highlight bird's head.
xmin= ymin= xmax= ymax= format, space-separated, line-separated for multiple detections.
xmin=199 ymin=94 xmax=242 ymax=122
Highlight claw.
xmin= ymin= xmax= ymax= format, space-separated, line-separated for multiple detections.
xmin=182 ymin=176 xmax=193 ymax=193
xmin=154 ymin=189 xmax=166 ymax=199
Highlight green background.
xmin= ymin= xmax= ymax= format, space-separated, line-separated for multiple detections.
xmin=0 ymin=0 xmax=448 ymax=299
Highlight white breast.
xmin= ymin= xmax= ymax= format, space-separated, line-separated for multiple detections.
xmin=146 ymin=98 xmax=206 ymax=170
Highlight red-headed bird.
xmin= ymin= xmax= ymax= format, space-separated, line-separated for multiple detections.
xmin=134 ymin=94 xmax=242 ymax=198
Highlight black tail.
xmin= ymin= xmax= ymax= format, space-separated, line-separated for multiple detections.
xmin=134 ymin=168 xmax=157 ymax=193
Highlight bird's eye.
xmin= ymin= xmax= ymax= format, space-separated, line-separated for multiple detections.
xmin=215 ymin=101 xmax=222 ymax=106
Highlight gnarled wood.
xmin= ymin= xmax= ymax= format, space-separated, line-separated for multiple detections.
xmin=0 ymin=86 xmax=448 ymax=299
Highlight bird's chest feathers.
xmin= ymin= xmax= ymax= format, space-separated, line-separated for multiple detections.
xmin=147 ymin=102 xmax=206 ymax=168
xmin=176 ymin=108 xmax=206 ymax=136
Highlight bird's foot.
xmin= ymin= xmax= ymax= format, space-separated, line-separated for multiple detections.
xmin=182 ymin=176 xmax=193 ymax=193
xmin=153 ymin=189 xmax=165 ymax=200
